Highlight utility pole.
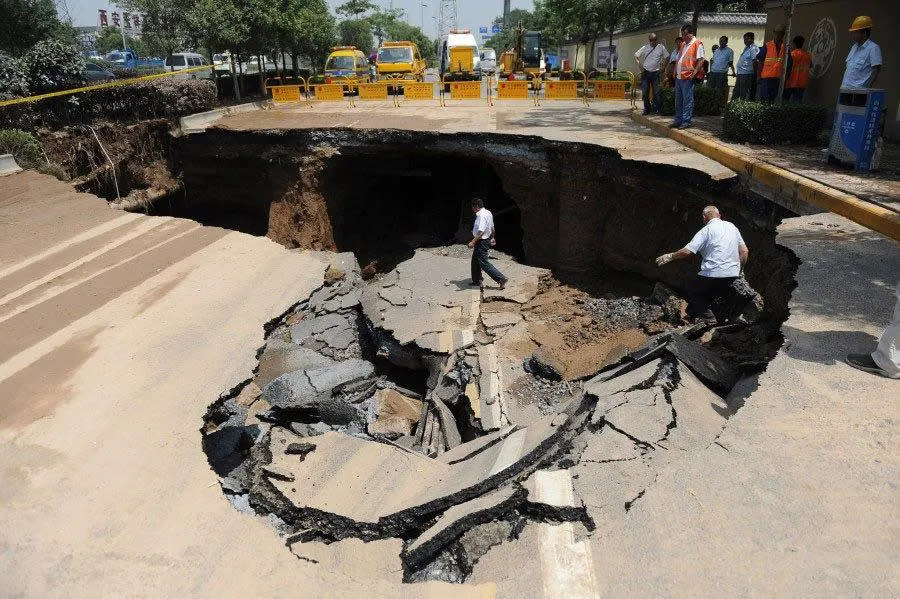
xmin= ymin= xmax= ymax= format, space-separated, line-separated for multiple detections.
xmin=503 ymin=0 xmax=510 ymax=28
xmin=421 ymin=3 xmax=428 ymax=31
xmin=436 ymin=0 xmax=457 ymax=36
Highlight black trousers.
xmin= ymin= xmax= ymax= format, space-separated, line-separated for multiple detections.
xmin=471 ymin=240 xmax=507 ymax=285
xmin=687 ymin=275 xmax=737 ymax=318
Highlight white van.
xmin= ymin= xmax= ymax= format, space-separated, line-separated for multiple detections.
xmin=164 ymin=52 xmax=210 ymax=78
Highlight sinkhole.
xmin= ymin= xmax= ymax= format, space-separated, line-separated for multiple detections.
xmin=184 ymin=127 xmax=799 ymax=584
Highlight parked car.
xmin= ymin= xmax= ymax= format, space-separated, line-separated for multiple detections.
xmin=105 ymin=49 xmax=138 ymax=68
xmin=164 ymin=52 xmax=211 ymax=79
xmin=83 ymin=62 xmax=115 ymax=82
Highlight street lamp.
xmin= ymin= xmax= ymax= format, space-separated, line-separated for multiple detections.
xmin=421 ymin=3 xmax=428 ymax=31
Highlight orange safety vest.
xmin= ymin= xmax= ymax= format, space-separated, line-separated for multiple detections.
xmin=760 ymin=39 xmax=786 ymax=78
xmin=677 ymin=37 xmax=702 ymax=79
xmin=785 ymin=48 xmax=811 ymax=88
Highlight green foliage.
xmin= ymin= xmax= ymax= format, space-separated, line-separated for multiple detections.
xmin=336 ymin=0 xmax=375 ymax=17
xmin=0 ymin=0 xmax=71 ymax=57
xmin=0 ymin=128 xmax=43 ymax=168
xmin=380 ymin=18 xmax=436 ymax=67
xmin=338 ymin=19 xmax=373 ymax=55
xmin=722 ymin=100 xmax=829 ymax=144
xmin=0 ymin=52 xmax=30 ymax=96
xmin=658 ymin=84 xmax=723 ymax=117
xmin=22 ymin=39 xmax=85 ymax=93
xmin=94 ymin=27 xmax=147 ymax=56
xmin=108 ymin=65 xmax=168 ymax=79
xmin=588 ymin=70 xmax=631 ymax=91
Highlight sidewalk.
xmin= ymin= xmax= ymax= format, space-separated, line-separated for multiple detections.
xmin=682 ymin=113 xmax=900 ymax=210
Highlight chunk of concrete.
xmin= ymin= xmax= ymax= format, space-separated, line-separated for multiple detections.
xmin=367 ymin=388 xmax=423 ymax=437
xmin=665 ymin=333 xmax=739 ymax=395
xmin=305 ymin=359 xmax=375 ymax=394
xmin=432 ymin=397 xmax=462 ymax=449
xmin=289 ymin=313 xmax=350 ymax=344
xmin=256 ymin=338 xmax=334 ymax=389
xmin=262 ymin=360 xmax=374 ymax=424
xmin=481 ymin=311 xmax=522 ymax=329
xmin=403 ymin=486 xmax=522 ymax=571
xmin=525 ymin=348 xmax=565 ymax=381
xmin=438 ymin=425 xmax=517 ymax=464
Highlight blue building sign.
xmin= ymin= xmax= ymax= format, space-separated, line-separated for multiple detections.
xmin=491 ymin=24 xmax=501 ymax=34
xmin=479 ymin=26 xmax=488 ymax=34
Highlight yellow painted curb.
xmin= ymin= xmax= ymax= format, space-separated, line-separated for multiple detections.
xmin=631 ymin=111 xmax=900 ymax=242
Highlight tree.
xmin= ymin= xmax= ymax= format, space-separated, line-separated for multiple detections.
xmin=338 ymin=19 xmax=373 ymax=54
xmin=336 ymin=0 xmax=375 ymax=18
xmin=125 ymin=0 xmax=191 ymax=66
xmin=22 ymin=38 xmax=84 ymax=93
xmin=277 ymin=0 xmax=335 ymax=72
xmin=0 ymin=0 xmax=72 ymax=57
xmin=94 ymin=27 xmax=148 ymax=55
xmin=383 ymin=19 xmax=436 ymax=67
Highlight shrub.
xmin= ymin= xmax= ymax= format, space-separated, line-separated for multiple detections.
xmin=722 ymin=100 xmax=829 ymax=144
xmin=22 ymin=39 xmax=85 ymax=93
xmin=658 ymin=84 xmax=723 ymax=116
xmin=0 ymin=52 xmax=29 ymax=96
xmin=109 ymin=66 xmax=167 ymax=80
xmin=0 ymin=128 xmax=43 ymax=169
xmin=588 ymin=70 xmax=632 ymax=91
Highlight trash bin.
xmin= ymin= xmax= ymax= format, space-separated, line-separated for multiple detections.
xmin=827 ymin=88 xmax=885 ymax=172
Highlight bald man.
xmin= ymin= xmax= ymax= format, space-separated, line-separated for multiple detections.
xmin=656 ymin=205 xmax=749 ymax=321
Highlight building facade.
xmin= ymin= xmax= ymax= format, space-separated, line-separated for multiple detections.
xmin=561 ymin=12 xmax=766 ymax=79
xmin=764 ymin=0 xmax=896 ymax=139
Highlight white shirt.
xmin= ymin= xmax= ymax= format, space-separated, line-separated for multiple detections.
xmin=736 ymin=43 xmax=759 ymax=74
xmin=841 ymin=38 xmax=882 ymax=88
xmin=675 ymin=37 xmax=704 ymax=79
xmin=684 ymin=218 xmax=745 ymax=278
xmin=472 ymin=207 xmax=495 ymax=238
xmin=634 ymin=43 xmax=668 ymax=72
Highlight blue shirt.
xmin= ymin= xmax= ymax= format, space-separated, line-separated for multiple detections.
xmin=736 ymin=43 xmax=759 ymax=74
xmin=841 ymin=39 xmax=883 ymax=88
xmin=710 ymin=46 xmax=734 ymax=73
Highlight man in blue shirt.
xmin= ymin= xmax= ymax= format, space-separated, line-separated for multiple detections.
xmin=841 ymin=16 xmax=882 ymax=88
xmin=707 ymin=35 xmax=735 ymax=100
xmin=732 ymin=32 xmax=759 ymax=101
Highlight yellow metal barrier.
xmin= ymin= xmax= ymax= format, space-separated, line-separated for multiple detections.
xmin=495 ymin=78 xmax=530 ymax=102
xmin=0 ymin=64 xmax=214 ymax=108
xmin=586 ymin=71 xmax=636 ymax=107
xmin=439 ymin=74 xmax=486 ymax=107
xmin=270 ymin=84 xmax=302 ymax=103
xmin=401 ymin=81 xmax=436 ymax=102
xmin=539 ymin=71 xmax=588 ymax=106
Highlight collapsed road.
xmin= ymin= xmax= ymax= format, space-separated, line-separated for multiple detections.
xmin=1 ymin=103 xmax=897 ymax=597
xmin=202 ymin=244 xmax=767 ymax=584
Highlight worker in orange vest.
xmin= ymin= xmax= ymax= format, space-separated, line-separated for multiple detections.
xmin=783 ymin=35 xmax=811 ymax=102
xmin=670 ymin=23 xmax=704 ymax=129
xmin=756 ymin=23 xmax=789 ymax=102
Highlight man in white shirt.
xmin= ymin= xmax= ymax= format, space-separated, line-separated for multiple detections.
xmin=633 ymin=33 xmax=668 ymax=115
xmin=468 ymin=197 xmax=507 ymax=289
xmin=655 ymin=205 xmax=749 ymax=320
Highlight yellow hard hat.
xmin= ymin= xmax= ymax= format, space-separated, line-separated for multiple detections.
xmin=849 ymin=16 xmax=873 ymax=31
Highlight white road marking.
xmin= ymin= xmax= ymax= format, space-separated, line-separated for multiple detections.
xmin=488 ymin=428 xmax=526 ymax=476
xmin=0 ymin=217 xmax=168 ymax=307
xmin=533 ymin=469 xmax=600 ymax=599
xmin=0 ymin=213 xmax=138 ymax=279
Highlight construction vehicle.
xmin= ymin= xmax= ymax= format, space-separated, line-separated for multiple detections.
xmin=324 ymin=46 xmax=372 ymax=90
xmin=439 ymin=29 xmax=481 ymax=90
xmin=499 ymin=25 xmax=546 ymax=86
xmin=376 ymin=41 xmax=426 ymax=81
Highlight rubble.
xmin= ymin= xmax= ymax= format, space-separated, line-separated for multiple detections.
xmin=201 ymin=246 xmax=769 ymax=585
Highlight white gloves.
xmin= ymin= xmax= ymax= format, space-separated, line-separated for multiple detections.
xmin=655 ymin=253 xmax=674 ymax=266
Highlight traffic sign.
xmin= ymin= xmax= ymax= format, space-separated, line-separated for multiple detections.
xmin=479 ymin=26 xmax=488 ymax=34
xmin=491 ymin=24 xmax=501 ymax=34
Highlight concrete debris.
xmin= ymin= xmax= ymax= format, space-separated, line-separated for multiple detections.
xmin=367 ymin=388 xmax=423 ymax=438
xmin=202 ymin=246 xmax=766 ymax=585
xmin=403 ymin=486 xmax=523 ymax=572
xmin=651 ymin=282 xmax=689 ymax=324
xmin=524 ymin=348 xmax=565 ymax=381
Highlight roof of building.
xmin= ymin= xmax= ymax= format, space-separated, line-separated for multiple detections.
xmin=563 ymin=12 xmax=767 ymax=43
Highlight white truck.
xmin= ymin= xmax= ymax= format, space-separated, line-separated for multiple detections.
xmin=439 ymin=29 xmax=481 ymax=88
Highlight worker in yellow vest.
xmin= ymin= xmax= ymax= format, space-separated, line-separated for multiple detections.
xmin=783 ymin=35 xmax=811 ymax=102
xmin=756 ymin=23 xmax=789 ymax=103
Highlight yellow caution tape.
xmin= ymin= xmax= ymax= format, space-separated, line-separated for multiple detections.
xmin=0 ymin=64 xmax=216 ymax=108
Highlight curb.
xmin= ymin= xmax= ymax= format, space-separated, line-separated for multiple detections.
xmin=179 ymin=100 xmax=269 ymax=134
xmin=631 ymin=112 xmax=900 ymax=242
xmin=0 ymin=154 xmax=22 ymax=176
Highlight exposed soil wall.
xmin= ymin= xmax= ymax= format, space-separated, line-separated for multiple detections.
xmin=175 ymin=128 xmax=796 ymax=325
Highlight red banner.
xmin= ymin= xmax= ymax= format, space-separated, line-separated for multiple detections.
xmin=98 ymin=9 xmax=107 ymax=26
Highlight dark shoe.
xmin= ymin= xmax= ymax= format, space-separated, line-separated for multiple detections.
xmin=641 ymin=110 xmax=650 ymax=115
xmin=669 ymin=121 xmax=682 ymax=128
xmin=678 ymin=123 xmax=692 ymax=129
xmin=846 ymin=353 xmax=890 ymax=377
xmin=498 ymin=280 xmax=507 ymax=290
xmin=470 ymin=280 xmax=483 ymax=288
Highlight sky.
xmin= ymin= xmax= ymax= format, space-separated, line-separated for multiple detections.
xmin=63 ymin=0 xmax=534 ymax=43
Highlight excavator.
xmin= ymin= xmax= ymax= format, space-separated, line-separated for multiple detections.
xmin=498 ymin=24 xmax=545 ymax=86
